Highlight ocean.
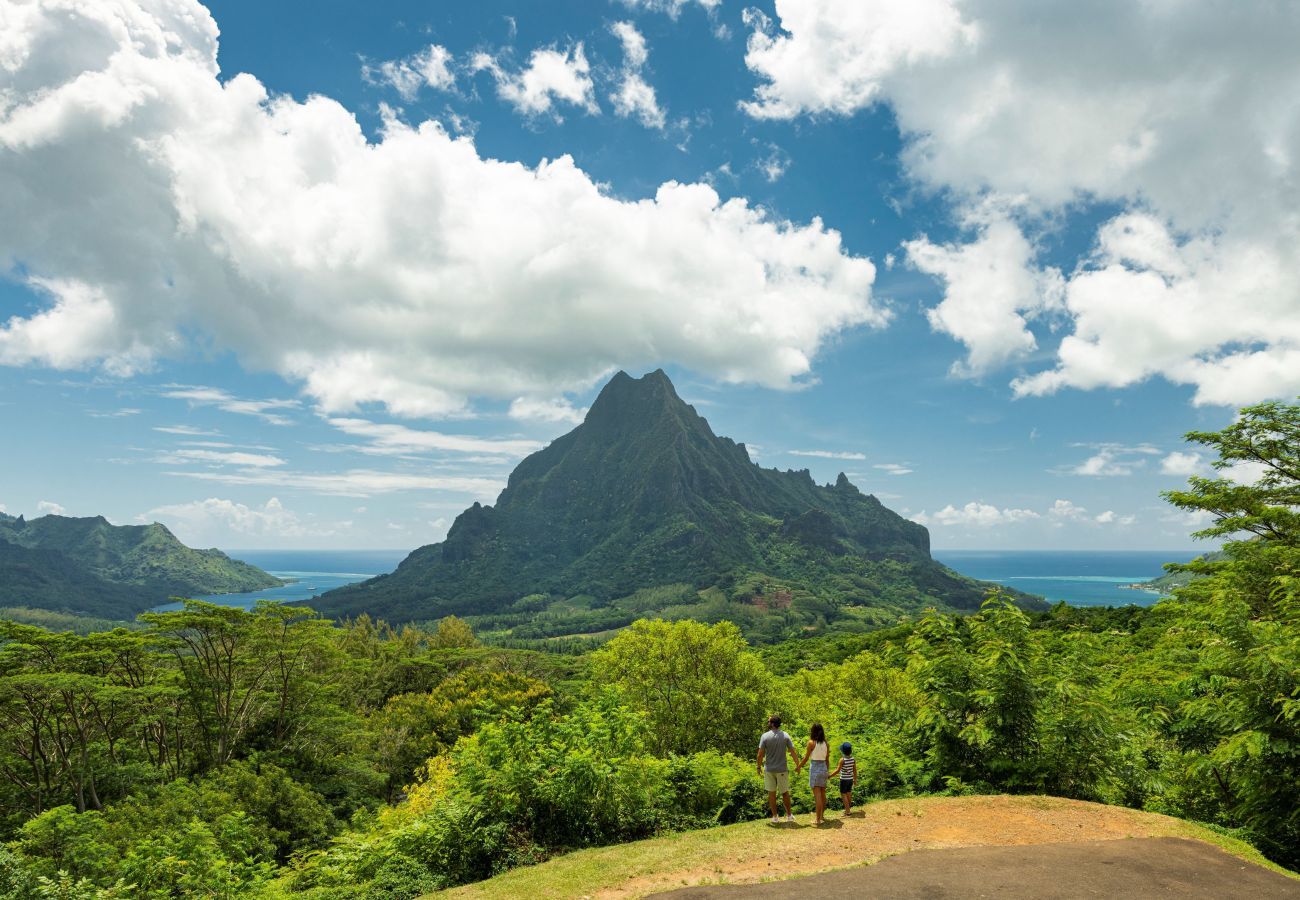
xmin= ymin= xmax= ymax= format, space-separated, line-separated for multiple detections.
xmin=151 ymin=550 xmax=409 ymax=612
xmin=933 ymin=549 xmax=1208 ymax=607
xmin=161 ymin=548 xmax=1209 ymax=612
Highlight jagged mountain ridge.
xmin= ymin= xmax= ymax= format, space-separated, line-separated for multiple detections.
xmin=318 ymin=370 xmax=1037 ymax=636
xmin=0 ymin=512 xmax=282 ymax=617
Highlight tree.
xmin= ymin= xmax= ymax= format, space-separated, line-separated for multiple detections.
xmin=1163 ymin=398 xmax=1300 ymax=547
xmin=1158 ymin=399 xmax=1300 ymax=865
xmin=591 ymin=619 xmax=772 ymax=756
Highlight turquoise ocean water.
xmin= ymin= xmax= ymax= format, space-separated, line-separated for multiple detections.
xmin=166 ymin=548 xmax=1211 ymax=612
xmin=933 ymin=549 xmax=1208 ymax=607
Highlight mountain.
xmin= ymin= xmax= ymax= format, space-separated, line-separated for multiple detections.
xmin=0 ymin=513 xmax=282 ymax=617
xmin=1134 ymin=549 xmax=1228 ymax=594
xmin=318 ymin=370 xmax=1040 ymax=640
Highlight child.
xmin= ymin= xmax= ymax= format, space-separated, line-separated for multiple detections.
xmin=829 ymin=741 xmax=856 ymax=816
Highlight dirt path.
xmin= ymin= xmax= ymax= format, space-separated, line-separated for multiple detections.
xmin=600 ymin=795 xmax=1286 ymax=898
xmin=655 ymin=837 xmax=1300 ymax=898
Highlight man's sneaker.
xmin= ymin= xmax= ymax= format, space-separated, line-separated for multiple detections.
xmin=785 ymin=813 xmax=796 ymax=822
xmin=770 ymin=816 xmax=780 ymax=824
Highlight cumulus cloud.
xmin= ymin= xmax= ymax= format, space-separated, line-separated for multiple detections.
xmin=472 ymin=42 xmax=599 ymax=118
xmin=917 ymin=497 xmax=1134 ymax=528
xmin=142 ymin=496 xmax=318 ymax=543
xmin=744 ymin=0 xmax=1300 ymax=405
xmin=906 ymin=207 xmax=1064 ymax=376
xmin=1160 ymin=451 xmax=1204 ymax=477
xmin=0 ymin=1 xmax=882 ymax=419
xmin=363 ymin=44 xmax=455 ymax=101
xmin=609 ymin=22 xmax=665 ymax=129
xmin=36 ymin=500 xmax=66 ymax=516
xmin=913 ymin=501 xmax=1040 ymax=528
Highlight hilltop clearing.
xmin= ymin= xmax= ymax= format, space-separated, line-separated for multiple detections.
xmin=440 ymin=795 xmax=1298 ymax=899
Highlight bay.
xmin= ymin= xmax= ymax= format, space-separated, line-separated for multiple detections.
xmin=151 ymin=549 xmax=407 ymax=612
xmin=933 ymin=549 xmax=1210 ymax=607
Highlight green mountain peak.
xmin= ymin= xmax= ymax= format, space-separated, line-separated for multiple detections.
xmin=317 ymin=370 xmax=1035 ymax=638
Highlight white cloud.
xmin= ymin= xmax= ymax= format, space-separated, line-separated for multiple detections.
xmin=508 ymin=396 xmax=587 ymax=426
xmin=0 ymin=1 xmax=882 ymax=419
xmin=326 ymin=417 xmax=542 ymax=457
xmin=617 ymin=0 xmax=721 ymax=17
xmin=142 ymin=496 xmax=321 ymax=543
xmin=88 ymin=407 xmax=142 ymax=418
xmin=1048 ymin=498 xmax=1088 ymax=522
xmin=755 ymin=143 xmax=790 ymax=183
xmin=788 ymin=449 xmax=866 ymax=460
xmin=154 ymin=424 xmax=221 ymax=436
xmin=472 ymin=43 xmax=598 ymax=118
xmin=363 ymin=44 xmax=455 ymax=101
xmin=1160 ymin=451 xmax=1204 ymax=477
xmin=167 ymin=467 xmax=503 ymax=500
xmin=914 ymin=501 xmax=1039 ymax=528
xmin=1062 ymin=443 xmax=1160 ymax=477
xmin=906 ymin=206 xmax=1064 ymax=376
xmin=743 ymin=0 xmax=1300 ymax=406
xmin=610 ymin=22 xmax=665 ymax=129
xmin=161 ymin=387 xmax=298 ymax=425
xmin=159 ymin=448 xmax=286 ymax=468
xmin=873 ymin=463 xmax=912 ymax=476
xmin=918 ymin=497 xmax=1135 ymax=529
xmin=36 ymin=500 xmax=66 ymax=516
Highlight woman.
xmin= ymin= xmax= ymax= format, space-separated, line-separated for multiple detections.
xmin=799 ymin=722 xmax=831 ymax=825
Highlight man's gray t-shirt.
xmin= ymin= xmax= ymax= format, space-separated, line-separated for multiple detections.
xmin=759 ymin=729 xmax=795 ymax=772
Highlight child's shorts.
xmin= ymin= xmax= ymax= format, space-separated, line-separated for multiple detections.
xmin=839 ymin=779 xmax=853 ymax=796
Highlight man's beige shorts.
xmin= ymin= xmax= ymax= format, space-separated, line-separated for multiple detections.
xmin=763 ymin=770 xmax=790 ymax=793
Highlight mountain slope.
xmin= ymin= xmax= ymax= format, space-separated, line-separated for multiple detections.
xmin=318 ymin=370 xmax=1040 ymax=638
xmin=0 ymin=512 xmax=281 ymax=616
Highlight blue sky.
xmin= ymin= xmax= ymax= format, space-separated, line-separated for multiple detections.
xmin=2 ymin=0 xmax=1296 ymax=550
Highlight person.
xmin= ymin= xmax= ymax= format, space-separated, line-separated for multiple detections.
xmin=829 ymin=741 xmax=857 ymax=816
xmin=798 ymin=723 xmax=831 ymax=825
xmin=757 ymin=714 xmax=798 ymax=824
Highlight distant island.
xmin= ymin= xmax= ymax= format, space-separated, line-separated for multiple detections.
xmin=317 ymin=370 xmax=1043 ymax=640
xmin=0 ymin=511 xmax=282 ymax=619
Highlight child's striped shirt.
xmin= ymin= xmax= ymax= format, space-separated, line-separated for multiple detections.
xmin=839 ymin=757 xmax=856 ymax=780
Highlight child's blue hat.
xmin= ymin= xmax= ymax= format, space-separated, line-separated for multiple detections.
xmin=840 ymin=742 xmax=852 ymax=754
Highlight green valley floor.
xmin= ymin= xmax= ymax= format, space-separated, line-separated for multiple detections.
xmin=438 ymin=795 xmax=1299 ymax=899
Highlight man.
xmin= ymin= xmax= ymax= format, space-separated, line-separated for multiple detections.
xmin=757 ymin=714 xmax=798 ymax=823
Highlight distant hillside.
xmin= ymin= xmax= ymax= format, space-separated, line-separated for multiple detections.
xmin=0 ymin=512 xmax=281 ymax=617
xmin=318 ymin=370 xmax=1042 ymax=640
xmin=1136 ymin=550 xmax=1228 ymax=594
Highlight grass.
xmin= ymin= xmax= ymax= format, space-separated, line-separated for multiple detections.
xmin=436 ymin=794 xmax=1298 ymax=900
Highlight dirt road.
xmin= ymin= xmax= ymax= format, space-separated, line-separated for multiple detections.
xmin=656 ymin=837 xmax=1300 ymax=899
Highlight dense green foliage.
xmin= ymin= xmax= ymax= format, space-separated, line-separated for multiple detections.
xmin=0 ymin=398 xmax=1296 ymax=896
xmin=0 ymin=513 xmax=281 ymax=617
xmin=319 ymin=371 xmax=1036 ymax=639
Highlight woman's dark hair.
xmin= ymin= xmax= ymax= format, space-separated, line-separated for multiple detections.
xmin=810 ymin=722 xmax=826 ymax=744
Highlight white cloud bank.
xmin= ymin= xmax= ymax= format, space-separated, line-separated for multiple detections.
xmin=744 ymin=0 xmax=1300 ymax=405
xmin=0 ymin=1 xmax=882 ymax=419
xmin=915 ymin=498 xmax=1134 ymax=528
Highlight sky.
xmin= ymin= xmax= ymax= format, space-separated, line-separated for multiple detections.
xmin=1 ymin=0 xmax=1296 ymax=551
